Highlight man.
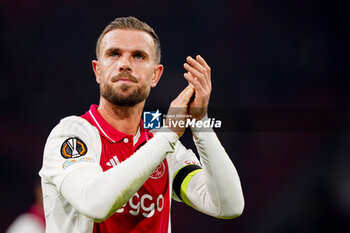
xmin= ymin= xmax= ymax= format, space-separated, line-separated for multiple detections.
xmin=39 ymin=16 xmax=244 ymax=233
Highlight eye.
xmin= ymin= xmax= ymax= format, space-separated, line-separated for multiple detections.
xmin=106 ymin=49 xmax=120 ymax=57
xmin=110 ymin=52 xmax=119 ymax=57
xmin=134 ymin=54 xmax=144 ymax=60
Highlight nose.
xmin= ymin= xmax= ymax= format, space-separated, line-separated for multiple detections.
xmin=118 ymin=56 xmax=132 ymax=72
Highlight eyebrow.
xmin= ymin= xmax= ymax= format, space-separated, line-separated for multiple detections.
xmin=104 ymin=47 xmax=121 ymax=56
xmin=132 ymin=50 xmax=149 ymax=58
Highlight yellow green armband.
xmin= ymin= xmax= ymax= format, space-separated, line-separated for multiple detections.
xmin=173 ymin=164 xmax=202 ymax=207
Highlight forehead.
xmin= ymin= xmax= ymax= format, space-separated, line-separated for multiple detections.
xmin=100 ymin=29 xmax=155 ymax=54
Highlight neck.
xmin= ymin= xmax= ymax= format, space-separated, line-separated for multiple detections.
xmin=98 ymin=97 xmax=145 ymax=136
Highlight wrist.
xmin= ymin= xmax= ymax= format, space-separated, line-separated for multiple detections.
xmin=190 ymin=114 xmax=214 ymax=133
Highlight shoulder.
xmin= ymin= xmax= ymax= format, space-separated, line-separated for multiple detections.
xmin=54 ymin=115 xmax=95 ymax=132
xmin=49 ymin=116 xmax=99 ymax=141
xmin=40 ymin=116 xmax=102 ymax=182
xmin=43 ymin=116 xmax=102 ymax=161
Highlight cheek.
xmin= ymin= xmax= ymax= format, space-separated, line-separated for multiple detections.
xmin=97 ymin=66 xmax=111 ymax=84
xmin=140 ymin=65 xmax=156 ymax=81
xmin=100 ymin=60 xmax=116 ymax=75
xmin=144 ymin=70 xmax=156 ymax=86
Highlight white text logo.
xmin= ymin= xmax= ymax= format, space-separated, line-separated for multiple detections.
xmin=116 ymin=192 xmax=164 ymax=218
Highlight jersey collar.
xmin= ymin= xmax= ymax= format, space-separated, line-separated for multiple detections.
xmin=87 ymin=104 xmax=152 ymax=144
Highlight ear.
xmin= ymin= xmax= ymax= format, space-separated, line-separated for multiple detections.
xmin=151 ymin=64 xmax=164 ymax=87
xmin=92 ymin=60 xmax=101 ymax=84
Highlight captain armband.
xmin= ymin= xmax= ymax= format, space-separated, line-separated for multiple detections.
xmin=173 ymin=164 xmax=202 ymax=207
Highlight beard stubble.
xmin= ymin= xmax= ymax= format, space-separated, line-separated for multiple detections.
xmin=100 ymin=71 xmax=151 ymax=107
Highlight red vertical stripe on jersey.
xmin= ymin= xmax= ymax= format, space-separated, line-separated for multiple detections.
xmin=81 ymin=105 xmax=170 ymax=233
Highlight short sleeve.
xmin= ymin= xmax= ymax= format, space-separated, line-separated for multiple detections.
xmin=39 ymin=116 xmax=102 ymax=192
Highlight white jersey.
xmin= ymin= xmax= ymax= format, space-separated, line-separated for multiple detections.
xmin=39 ymin=106 xmax=244 ymax=233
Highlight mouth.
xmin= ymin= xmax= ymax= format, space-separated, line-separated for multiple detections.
xmin=117 ymin=78 xmax=135 ymax=83
xmin=111 ymin=74 xmax=138 ymax=83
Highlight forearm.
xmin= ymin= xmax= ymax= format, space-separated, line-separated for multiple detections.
xmin=189 ymin=125 xmax=244 ymax=218
xmin=60 ymin=131 xmax=178 ymax=221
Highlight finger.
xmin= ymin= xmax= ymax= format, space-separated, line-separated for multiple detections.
xmin=181 ymin=84 xmax=195 ymax=97
xmin=178 ymin=86 xmax=195 ymax=106
xmin=196 ymin=55 xmax=210 ymax=71
xmin=184 ymin=63 xmax=208 ymax=91
xmin=184 ymin=72 xmax=206 ymax=94
xmin=186 ymin=56 xmax=206 ymax=74
xmin=184 ymin=72 xmax=198 ymax=91
xmin=184 ymin=63 xmax=206 ymax=83
xmin=175 ymin=85 xmax=195 ymax=105
xmin=196 ymin=55 xmax=211 ymax=86
xmin=177 ymin=85 xmax=193 ymax=98
xmin=182 ymin=86 xmax=195 ymax=104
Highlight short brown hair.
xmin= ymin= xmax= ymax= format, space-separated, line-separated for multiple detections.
xmin=96 ymin=16 xmax=161 ymax=63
